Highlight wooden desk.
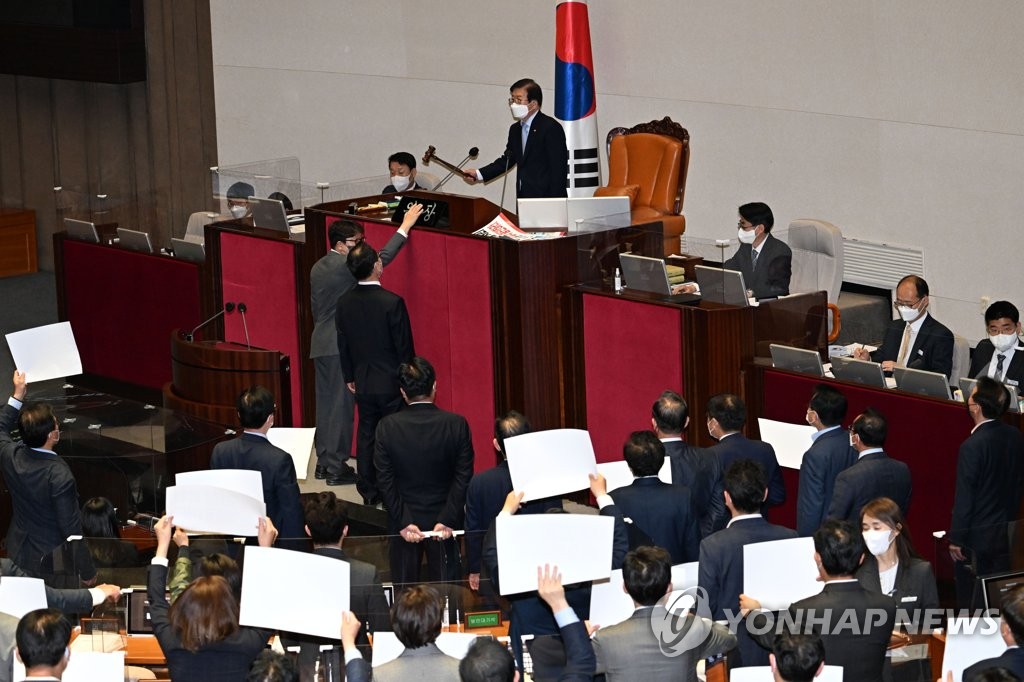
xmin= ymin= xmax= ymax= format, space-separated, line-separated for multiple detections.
xmin=124 ymin=634 xmax=165 ymax=666
xmin=0 ymin=208 xmax=37 ymax=277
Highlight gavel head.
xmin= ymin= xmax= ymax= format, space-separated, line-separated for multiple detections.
xmin=422 ymin=146 xmax=436 ymax=164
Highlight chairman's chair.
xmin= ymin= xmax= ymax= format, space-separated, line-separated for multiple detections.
xmin=788 ymin=219 xmax=843 ymax=342
xmin=596 ymin=117 xmax=689 ymax=256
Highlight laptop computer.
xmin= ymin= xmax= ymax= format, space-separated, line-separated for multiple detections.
xmin=64 ymin=218 xmax=100 ymax=244
xmin=829 ymin=355 xmax=887 ymax=388
xmin=116 ymin=228 xmax=153 ymax=254
xmin=769 ymin=344 xmax=825 ymax=377
xmin=983 ymin=569 xmax=1024 ymax=612
xmin=171 ymin=237 xmax=206 ymax=263
xmin=893 ymin=366 xmax=952 ymax=399
xmin=518 ymin=198 xmax=567 ymax=228
xmin=618 ymin=253 xmax=700 ymax=303
xmin=694 ymin=265 xmax=749 ymax=307
xmin=249 ymin=196 xmax=290 ymax=233
xmin=959 ymin=377 xmax=1021 ymax=413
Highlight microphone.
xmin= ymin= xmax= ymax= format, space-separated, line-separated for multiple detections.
xmin=432 ymin=146 xmax=481 ymax=192
xmin=238 ymin=302 xmax=251 ymax=350
xmin=187 ymin=302 xmax=235 ymax=342
xmin=497 ymin=147 xmax=512 ymax=216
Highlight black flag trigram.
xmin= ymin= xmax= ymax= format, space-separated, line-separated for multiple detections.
xmin=568 ymin=147 xmax=600 ymax=188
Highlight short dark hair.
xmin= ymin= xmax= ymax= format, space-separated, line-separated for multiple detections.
xmin=247 ymin=649 xmax=298 ymax=682
xmin=808 ymin=384 xmax=847 ymax=427
xmin=399 ymin=357 xmax=435 ymax=399
xmin=267 ymin=192 xmax=293 ymax=211
xmin=707 ymin=393 xmax=746 ymax=431
xmin=851 ymin=408 xmax=887 ymax=448
xmin=985 ymin=300 xmax=1020 ymax=325
xmin=18 ymin=402 xmax=57 ymax=449
xmin=459 ymin=637 xmax=516 ymax=682
xmin=346 ymin=242 xmax=379 ymax=280
xmin=652 ymin=390 xmax=687 ymax=434
xmin=723 ymin=459 xmax=767 ymax=514
xmin=200 ymin=553 xmax=242 ymax=599
xmin=237 ymin=386 xmax=275 ymax=429
xmin=226 ymin=181 xmax=254 ymax=200
xmin=304 ymin=491 xmax=349 ymax=545
xmin=391 ymin=584 xmax=443 ymax=648
xmin=622 ymin=546 xmax=672 ymax=606
xmin=1001 ymin=584 xmax=1024 ymax=647
xmin=814 ymin=519 xmax=864 ymax=576
xmin=623 ymin=430 xmax=666 ymax=477
xmin=739 ymin=202 xmax=774 ymax=232
xmin=510 ymin=78 xmax=542 ymax=106
xmin=974 ymin=376 xmax=1011 ymax=420
xmin=327 ymin=219 xmax=363 ymax=249
xmin=81 ymin=497 xmax=119 ymax=538
xmin=495 ymin=410 xmax=531 ymax=456
xmin=772 ymin=632 xmax=824 ymax=682
xmin=966 ymin=668 xmax=1024 ymax=682
xmin=388 ymin=152 xmax=417 ymax=170
xmin=15 ymin=608 xmax=71 ymax=669
xmin=897 ymin=274 xmax=929 ymax=299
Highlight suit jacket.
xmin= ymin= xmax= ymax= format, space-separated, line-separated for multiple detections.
xmin=478 ymin=110 xmax=568 ymax=199
xmin=0 ymin=558 xmax=93 ymax=615
xmin=855 ymin=554 xmax=939 ymax=625
xmin=871 ymin=313 xmax=955 ymax=379
xmin=949 ymin=420 xmax=1024 ymax=555
xmin=0 ymin=403 xmax=95 ymax=582
xmin=796 ymin=427 xmax=857 ymax=536
xmin=0 ymin=612 xmax=15 ymax=682
xmin=707 ymin=433 xmax=786 ymax=511
xmin=609 ymin=478 xmax=700 ymax=564
xmin=827 ymin=450 xmax=912 ymax=524
xmin=558 ymin=619 xmax=597 ymax=682
xmin=664 ymin=439 xmax=726 ymax=538
xmin=592 ymin=605 xmax=736 ymax=682
xmin=964 ymin=646 xmax=1024 ymax=680
xmin=969 ymin=339 xmax=1024 ymax=387
xmin=374 ymin=403 xmax=474 ymax=532
xmin=309 ymin=232 xmax=406 ymax=359
xmin=723 ymin=234 xmax=792 ymax=299
xmin=209 ymin=433 xmax=306 ymax=545
xmin=335 ymin=284 xmax=414 ymax=397
xmin=371 ymin=642 xmax=462 ymax=682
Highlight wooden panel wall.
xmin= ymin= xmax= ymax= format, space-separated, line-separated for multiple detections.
xmin=0 ymin=0 xmax=216 ymax=271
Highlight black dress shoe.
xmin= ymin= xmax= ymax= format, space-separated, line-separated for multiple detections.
xmin=314 ymin=465 xmax=328 ymax=480
xmin=326 ymin=468 xmax=358 ymax=486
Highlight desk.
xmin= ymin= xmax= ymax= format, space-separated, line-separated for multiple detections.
xmin=0 ymin=208 xmax=37 ymax=277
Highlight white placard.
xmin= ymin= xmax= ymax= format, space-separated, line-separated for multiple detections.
xmin=166 ymin=484 xmax=266 ymax=536
xmin=15 ymin=651 xmax=125 ymax=682
xmin=506 ymin=429 xmax=597 ymax=502
xmin=495 ymin=514 xmax=613 ymax=595
xmin=267 ymin=427 xmax=316 ymax=480
xmin=598 ymin=456 xmax=672 ymax=492
xmin=371 ymin=631 xmax=481 ymax=667
xmin=589 ymin=562 xmax=699 ymax=628
xmin=757 ymin=418 xmax=816 ymax=470
xmin=5 ymin=322 xmax=82 ymax=382
xmin=730 ymin=665 xmax=843 ymax=681
xmin=0 ymin=576 xmax=46 ymax=619
xmin=240 ymin=546 xmax=350 ymax=639
xmin=176 ymin=469 xmax=265 ymax=502
xmin=743 ymin=537 xmax=823 ymax=610
xmin=941 ymin=617 xmax=1005 ymax=680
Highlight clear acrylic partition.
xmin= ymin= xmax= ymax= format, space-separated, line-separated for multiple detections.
xmin=210 ymin=157 xmax=303 ymax=212
xmin=572 ymin=218 xmax=668 ymax=287
xmin=296 ymin=175 xmax=392 ymax=208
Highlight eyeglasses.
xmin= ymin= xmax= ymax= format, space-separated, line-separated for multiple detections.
xmin=508 ymin=97 xmax=530 ymax=105
xmin=344 ymin=236 xmax=364 ymax=247
xmin=893 ymin=299 xmax=921 ymax=309
xmin=737 ymin=221 xmax=755 ymax=230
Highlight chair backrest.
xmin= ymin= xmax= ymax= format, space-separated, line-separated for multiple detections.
xmin=605 ymin=117 xmax=690 ymax=214
xmin=788 ymin=219 xmax=844 ymax=304
xmin=415 ymin=170 xmax=441 ymax=191
xmin=951 ymin=333 xmax=971 ymax=384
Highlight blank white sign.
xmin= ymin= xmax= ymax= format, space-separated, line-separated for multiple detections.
xmin=5 ymin=322 xmax=82 ymax=382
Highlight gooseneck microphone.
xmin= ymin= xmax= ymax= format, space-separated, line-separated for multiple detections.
xmin=187 ymin=302 xmax=235 ymax=342
xmin=432 ymin=146 xmax=481 ymax=192
xmin=238 ymin=302 xmax=251 ymax=350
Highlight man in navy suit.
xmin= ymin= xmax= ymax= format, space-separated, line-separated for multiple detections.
xmin=723 ymin=202 xmax=792 ymax=300
xmin=964 ymin=584 xmax=1024 ymax=679
xmin=950 ymin=377 xmax=1024 ymax=608
xmin=464 ymin=78 xmax=568 ymax=199
xmin=796 ymin=384 xmax=857 ymax=536
xmin=826 ymin=408 xmax=912 ymax=523
xmin=210 ymin=386 xmax=305 ymax=549
xmin=698 ymin=459 xmax=797 ymax=667
xmin=705 ymin=393 xmax=786 ymax=512
xmin=969 ymin=300 xmax=1024 ymax=388
xmin=652 ymin=390 xmax=725 ymax=538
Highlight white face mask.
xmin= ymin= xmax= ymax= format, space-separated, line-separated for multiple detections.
xmin=390 ymin=175 xmax=411 ymax=192
xmin=991 ymin=332 xmax=1018 ymax=352
xmin=897 ymin=305 xmax=920 ymax=323
xmin=863 ymin=528 xmax=894 ymax=557
xmin=510 ymin=102 xmax=530 ymax=120
xmin=737 ymin=228 xmax=757 ymax=244
xmin=229 ymin=204 xmax=248 ymax=219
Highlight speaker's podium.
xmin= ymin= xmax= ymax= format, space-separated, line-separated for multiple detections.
xmin=162 ymin=329 xmax=291 ymax=427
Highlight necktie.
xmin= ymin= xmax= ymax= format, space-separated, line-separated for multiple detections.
xmin=751 ymin=248 xmax=759 ymax=270
xmin=996 ymin=354 xmax=1006 ymax=381
xmin=896 ymin=323 xmax=912 ymax=366
xmin=521 ymin=122 xmax=529 ymax=154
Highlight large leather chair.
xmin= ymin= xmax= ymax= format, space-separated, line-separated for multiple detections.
xmin=597 ymin=117 xmax=689 ymax=256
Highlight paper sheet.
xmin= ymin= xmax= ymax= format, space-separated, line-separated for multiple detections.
xmin=757 ymin=418 xmax=816 ymax=470
xmin=166 ymin=484 xmax=266 ymax=535
xmin=371 ymin=631 xmax=483 ymax=667
xmin=0 ymin=576 xmax=46 ymax=618
xmin=495 ymin=514 xmax=613 ymax=595
xmin=506 ymin=429 xmax=597 ymax=502
xmin=175 ymin=469 xmax=265 ymax=502
xmin=267 ymin=427 xmax=316 ymax=480
xmin=730 ymin=665 xmax=842 ymax=681
xmin=14 ymin=651 xmax=125 ymax=682
xmin=743 ymin=537 xmax=822 ymax=610
xmin=590 ymin=562 xmax=700 ymax=628
xmin=597 ymin=456 xmax=672 ymax=492
xmin=5 ymin=321 xmax=82 ymax=382
xmin=941 ymin=617 xmax=1005 ymax=680
xmin=240 ymin=546 xmax=350 ymax=639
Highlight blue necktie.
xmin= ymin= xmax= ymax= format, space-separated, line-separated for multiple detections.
xmin=521 ymin=122 xmax=529 ymax=154
xmin=751 ymin=248 xmax=759 ymax=270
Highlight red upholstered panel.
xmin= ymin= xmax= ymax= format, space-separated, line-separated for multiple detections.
xmin=62 ymin=241 xmax=202 ymax=389
xmin=219 ymin=232 xmax=303 ymax=425
xmin=583 ymin=294 xmax=684 ymax=462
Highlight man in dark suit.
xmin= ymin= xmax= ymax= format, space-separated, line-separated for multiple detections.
xmin=969 ymin=300 xmax=1024 ymax=388
xmin=705 ymin=393 xmax=786 ymax=512
xmin=964 ymin=584 xmax=1024 ymax=679
xmin=464 ymin=78 xmax=568 ymax=199
xmin=853 ymin=274 xmax=955 ymax=379
xmin=723 ymin=202 xmax=791 ymax=299
xmin=309 ymin=208 xmax=419 ymax=486
xmin=950 ymin=377 xmax=1024 ymax=608
xmin=0 ymin=371 xmax=96 ymax=587
xmin=382 ymin=152 xmax=427 ymax=194
xmin=375 ymin=357 xmax=473 ymax=587
xmin=371 ymin=585 xmax=462 ymax=681
xmin=209 ymin=386 xmax=305 ymax=549
xmin=827 ymin=408 xmax=912 ymax=523
xmin=610 ymin=431 xmax=700 ymax=564
xmin=652 ymin=390 xmax=725 ymax=537
xmin=796 ymin=384 xmax=857 ymax=536
xmin=698 ymin=459 xmax=797 ymax=668
xmin=15 ymin=608 xmax=73 ymax=681
xmin=770 ymin=633 xmax=825 ymax=682
xmin=336 ymin=241 xmax=416 ymax=506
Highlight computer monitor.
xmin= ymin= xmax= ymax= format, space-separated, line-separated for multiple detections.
xmin=64 ymin=218 xmax=100 ymax=244
xmin=116 ymin=228 xmax=153 ymax=254
xmin=249 ymin=196 xmax=290 ymax=233
xmin=694 ymin=265 xmax=749 ymax=307
xmin=770 ymin=344 xmax=825 ymax=377
xmin=983 ymin=569 xmax=1024 ymax=612
xmin=618 ymin=253 xmax=672 ymax=295
xmin=518 ymin=198 xmax=567 ymax=228
xmin=125 ymin=589 xmax=155 ymax=635
xmin=170 ymin=238 xmax=206 ymax=263
xmin=893 ymin=366 xmax=952 ymax=400
xmin=829 ymin=356 xmax=887 ymax=388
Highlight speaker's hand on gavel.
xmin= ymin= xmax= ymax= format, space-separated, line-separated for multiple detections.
xmin=462 ymin=169 xmax=479 ymax=185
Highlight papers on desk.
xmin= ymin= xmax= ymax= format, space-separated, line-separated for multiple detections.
xmin=15 ymin=651 xmax=125 ymax=682
xmin=267 ymin=427 xmax=316 ymax=480
xmin=0 ymin=576 xmax=46 ymax=618
xmin=5 ymin=321 xmax=82 ymax=382
xmin=371 ymin=631 xmax=480 ymax=667
xmin=495 ymin=513 xmax=613 ymax=595
xmin=589 ymin=562 xmax=699 ymax=628
xmin=597 ymin=456 xmax=672 ymax=492
xmin=166 ymin=483 xmax=266 ymax=536
xmin=472 ymin=213 xmax=565 ymax=241
xmin=941 ymin=617 xmax=1005 ymax=680
xmin=757 ymin=418 xmax=815 ymax=470
xmin=743 ymin=537 xmax=822 ymax=610
xmin=506 ymin=429 xmax=597 ymax=502
xmin=240 ymin=546 xmax=350 ymax=639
